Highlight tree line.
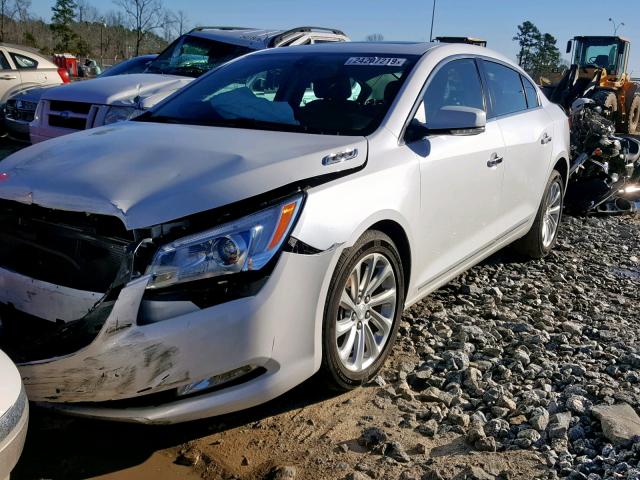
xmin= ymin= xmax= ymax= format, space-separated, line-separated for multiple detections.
xmin=0 ymin=0 xmax=192 ymax=63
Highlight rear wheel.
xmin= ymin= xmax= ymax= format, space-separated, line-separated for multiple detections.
xmin=627 ymin=95 xmax=640 ymax=134
xmin=513 ymin=170 xmax=564 ymax=259
xmin=320 ymin=230 xmax=405 ymax=390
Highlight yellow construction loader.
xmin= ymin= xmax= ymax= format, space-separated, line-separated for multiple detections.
xmin=548 ymin=36 xmax=640 ymax=134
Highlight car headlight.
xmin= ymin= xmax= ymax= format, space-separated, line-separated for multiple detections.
xmin=145 ymin=194 xmax=304 ymax=289
xmin=104 ymin=106 xmax=144 ymax=125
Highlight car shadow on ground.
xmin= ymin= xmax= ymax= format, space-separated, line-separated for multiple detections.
xmin=13 ymin=374 xmax=346 ymax=480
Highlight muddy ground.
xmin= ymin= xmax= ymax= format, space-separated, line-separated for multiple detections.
xmin=2 ymin=137 xmax=638 ymax=480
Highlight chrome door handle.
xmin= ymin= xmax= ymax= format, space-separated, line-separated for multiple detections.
xmin=0 ymin=75 xmax=17 ymax=80
xmin=487 ymin=153 xmax=504 ymax=168
xmin=541 ymin=133 xmax=552 ymax=144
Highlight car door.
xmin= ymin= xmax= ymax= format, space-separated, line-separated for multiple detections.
xmin=480 ymin=60 xmax=554 ymax=227
xmin=402 ymin=57 xmax=507 ymax=289
xmin=0 ymin=50 xmax=22 ymax=102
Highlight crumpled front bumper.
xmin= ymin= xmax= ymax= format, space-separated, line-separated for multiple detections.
xmin=0 ymin=248 xmax=338 ymax=424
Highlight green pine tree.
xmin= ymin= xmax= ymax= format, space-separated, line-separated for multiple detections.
xmin=50 ymin=0 xmax=78 ymax=52
xmin=513 ymin=21 xmax=541 ymax=73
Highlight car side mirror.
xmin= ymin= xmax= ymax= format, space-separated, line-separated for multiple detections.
xmin=429 ymin=106 xmax=486 ymax=135
xmin=405 ymin=106 xmax=486 ymax=142
xmin=566 ymin=40 xmax=572 ymax=54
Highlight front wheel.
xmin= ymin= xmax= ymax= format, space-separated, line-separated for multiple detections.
xmin=320 ymin=230 xmax=405 ymax=390
xmin=513 ymin=170 xmax=564 ymax=259
xmin=627 ymin=95 xmax=640 ymax=134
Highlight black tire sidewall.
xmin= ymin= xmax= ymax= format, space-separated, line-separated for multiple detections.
xmin=321 ymin=231 xmax=405 ymax=390
xmin=628 ymin=96 xmax=640 ymax=134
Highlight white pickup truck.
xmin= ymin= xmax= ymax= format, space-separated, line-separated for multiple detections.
xmin=30 ymin=26 xmax=349 ymax=144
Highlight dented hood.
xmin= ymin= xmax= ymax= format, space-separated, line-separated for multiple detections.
xmin=0 ymin=121 xmax=367 ymax=229
xmin=40 ymin=73 xmax=193 ymax=108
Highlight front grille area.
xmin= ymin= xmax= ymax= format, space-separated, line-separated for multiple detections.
xmin=48 ymin=114 xmax=87 ymax=130
xmin=48 ymin=100 xmax=92 ymax=114
xmin=0 ymin=200 xmax=134 ymax=293
xmin=5 ymin=99 xmax=37 ymax=122
xmin=46 ymin=100 xmax=93 ymax=130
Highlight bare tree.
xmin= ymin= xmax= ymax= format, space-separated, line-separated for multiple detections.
xmin=161 ymin=9 xmax=175 ymax=41
xmin=13 ymin=0 xmax=30 ymax=22
xmin=76 ymin=0 xmax=99 ymax=23
xmin=365 ymin=33 xmax=384 ymax=42
xmin=0 ymin=0 xmax=16 ymax=42
xmin=114 ymin=0 xmax=163 ymax=56
xmin=175 ymin=9 xmax=188 ymax=35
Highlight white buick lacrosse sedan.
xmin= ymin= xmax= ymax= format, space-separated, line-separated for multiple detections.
xmin=0 ymin=42 xmax=569 ymax=423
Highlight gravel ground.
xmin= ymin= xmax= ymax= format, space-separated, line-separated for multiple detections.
xmin=2 ymin=139 xmax=638 ymax=479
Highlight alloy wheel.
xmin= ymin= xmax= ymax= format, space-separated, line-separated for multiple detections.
xmin=542 ymin=180 xmax=562 ymax=248
xmin=335 ymin=253 xmax=397 ymax=372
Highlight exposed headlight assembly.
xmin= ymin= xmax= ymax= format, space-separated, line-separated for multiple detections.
xmin=104 ymin=106 xmax=144 ymax=125
xmin=146 ymin=195 xmax=304 ymax=289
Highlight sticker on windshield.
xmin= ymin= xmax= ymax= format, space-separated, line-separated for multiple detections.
xmin=345 ymin=57 xmax=407 ymax=66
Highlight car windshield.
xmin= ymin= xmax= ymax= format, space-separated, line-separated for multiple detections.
xmin=99 ymin=56 xmax=156 ymax=77
xmin=141 ymin=52 xmax=418 ymax=135
xmin=574 ymin=38 xmax=625 ymax=74
xmin=146 ymin=34 xmax=254 ymax=78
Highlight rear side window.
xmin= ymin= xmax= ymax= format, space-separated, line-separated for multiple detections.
xmin=11 ymin=53 xmax=38 ymax=69
xmin=521 ymin=75 xmax=540 ymax=108
xmin=418 ymin=58 xmax=485 ymax=124
xmin=0 ymin=52 xmax=11 ymax=70
xmin=483 ymin=61 xmax=527 ymax=117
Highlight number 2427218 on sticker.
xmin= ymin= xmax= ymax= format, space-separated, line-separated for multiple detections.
xmin=345 ymin=57 xmax=407 ymax=66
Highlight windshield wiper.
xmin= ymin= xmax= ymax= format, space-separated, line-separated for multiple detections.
xmin=201 ymin=117 xmax=304 ymax=132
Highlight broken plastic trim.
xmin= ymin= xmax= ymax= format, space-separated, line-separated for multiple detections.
xmin=59 ymin=366 xmax=268 ymax=409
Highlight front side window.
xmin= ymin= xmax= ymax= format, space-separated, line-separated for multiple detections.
xmin=415 ymin=58 xmax=485 ymax=124
xmin=483 ymin=61 xmax=527 ymax=117
xmin=0 ymin=52 xmax=11 ymax=70
xmin=11 ymin=53 xmax=37 ymax=69
xmin=146 ymin=35 xmax=254 ymax=78
xmin=143 ymin=52 xmax=418 ymax=136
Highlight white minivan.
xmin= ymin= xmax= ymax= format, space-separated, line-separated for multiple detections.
xmin=0 ymin=42 xmax=569 ymax=424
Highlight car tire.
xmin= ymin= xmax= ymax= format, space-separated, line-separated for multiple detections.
xmin=320 ymin=230 xmax=405 ymax=391
xmin=512 ymin=170 xmax=564 ymax=259
xmin=627 ymin=94 xmax=640 ymax=134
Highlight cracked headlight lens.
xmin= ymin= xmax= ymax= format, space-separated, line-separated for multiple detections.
xmin=104 ymin=106 xmax=144 ymax=125
xmin=146 ymin=194 xmax=303 ymax=289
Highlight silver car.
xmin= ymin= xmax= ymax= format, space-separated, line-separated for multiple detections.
xmin=0 ymin=42 xmax=569 ymax=423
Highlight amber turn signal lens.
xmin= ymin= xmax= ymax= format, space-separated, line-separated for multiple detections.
xmin=268 ymin=202 xmax=297 ymax=250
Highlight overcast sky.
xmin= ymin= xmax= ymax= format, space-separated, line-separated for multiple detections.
xmin=28 ymin=0 xmax=640 ymax=74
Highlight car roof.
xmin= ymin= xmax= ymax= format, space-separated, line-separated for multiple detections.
xmin=189 ymin=26 xmax=348 ymax=50
xmin=0 ymin=42 xmax=57 ymax=67
xmin=251 ymin=41 xmax=439 ymax=56
xmin=249 ymin=41 xmax=518 ymax=69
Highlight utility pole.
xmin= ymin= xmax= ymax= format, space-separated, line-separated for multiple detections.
xmin=609 ymin=17 xmax=625 ymax=36
xmin=429 ymin=0 xmax=437 ymax=41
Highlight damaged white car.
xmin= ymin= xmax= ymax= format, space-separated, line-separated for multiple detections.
xmin=0 ymin=42 xmax=570 ymax=423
